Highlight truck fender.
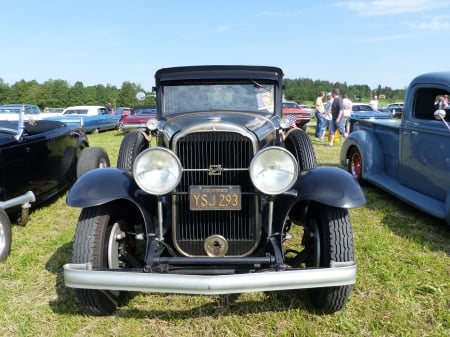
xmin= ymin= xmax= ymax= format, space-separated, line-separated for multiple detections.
xmin=273 ymin=167 xmax=366 ymax=225
xmin=340 ymin=130 xmax=385 ymax=176
xmin=67 ymin=167 xmax=140 ymax=208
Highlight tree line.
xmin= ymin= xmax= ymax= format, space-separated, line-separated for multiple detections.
xmin=0 ymin=77 xmax=406 ymax=110
xmin=283 ymin=78 xmax=406 ymax=105
xmin=0 ymin=78 xmax=156 ymax=110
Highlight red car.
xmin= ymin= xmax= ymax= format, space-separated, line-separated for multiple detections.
xmin=282 ymin=101 xmax=311 ymax=130
xmin=119 ymin=105 xmax=157 ymax=131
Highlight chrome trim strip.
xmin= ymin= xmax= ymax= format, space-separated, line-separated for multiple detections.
xmin=64 ymin=263 xmax=356 ymax=294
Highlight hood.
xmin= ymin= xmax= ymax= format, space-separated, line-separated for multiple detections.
xmin=123 ymin=114 xmax=157 ymax=123
xmin=0 ymin=131 xmax=18 ymax=146
xmin=160 ymin=111 xmax=278 ymax=141
xmin=351 ymin=111 xmax=392 ymax=119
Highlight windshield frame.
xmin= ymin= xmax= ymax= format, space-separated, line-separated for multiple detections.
xmin=159 ymin=79 xmax=277 ymax=117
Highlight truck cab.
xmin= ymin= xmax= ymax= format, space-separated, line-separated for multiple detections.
xmin=341 ymin=71 xmax=450 ymax=225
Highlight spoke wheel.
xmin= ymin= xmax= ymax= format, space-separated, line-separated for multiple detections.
xmin=348 ymin=147 xmax=365 ymax=184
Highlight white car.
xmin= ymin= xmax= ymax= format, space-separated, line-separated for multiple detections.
xmin=0 ymin=104 xmax=42 ymax=121
xmin=44 ymin=105 xmax=120 ymax=133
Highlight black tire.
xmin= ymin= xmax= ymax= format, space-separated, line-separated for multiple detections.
xmin=72 ymin=204 xmax=138 ymax=315
xmin=284 ymin=128 xmax=317 ymax=171
xmin=302 ymin=202 xmax=354 ymax=313
xmin=347 ymin=147 xmax=365 ymax=185
xmin=117 ymin=130 xmax=148 ymax=171
xmin=0 ymin=208 xmax=12 ymax=262
xmin=76 ymin=147 xmax=110 ymax=178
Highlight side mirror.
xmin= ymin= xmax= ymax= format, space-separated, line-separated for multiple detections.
xmin=434 ymin=109 xmax=446 ymax=120
xmin=434 ymin=109 xmax=450 ymax=132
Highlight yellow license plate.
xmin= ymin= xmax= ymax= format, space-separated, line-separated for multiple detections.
xmin=189 ymin=186 xmax=241 ymax=210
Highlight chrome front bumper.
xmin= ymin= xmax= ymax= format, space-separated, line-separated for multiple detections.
xmin=64 ymin=262 xmax=356 ymax=294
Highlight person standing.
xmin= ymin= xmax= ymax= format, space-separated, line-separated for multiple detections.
xmin=319 ymin=92 xmax=333 ymax=141
xmin=343 ymin=93 xmax=353 ymax=134
xmin=329 ymin=88 xmax=347 ymax=146
xmin=369 ymin=95 xmax=378 ymax=110
xmin=314 ymin=91 xmax=325 ymax=139
xmin=105 ymin=102 xmax=112 ymax=114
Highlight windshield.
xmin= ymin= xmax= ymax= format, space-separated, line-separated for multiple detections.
xmin=161 ymin=81 xmax=275 ymax=116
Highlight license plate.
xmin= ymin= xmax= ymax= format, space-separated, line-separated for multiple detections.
xmin=189 ymin=186 xmax=241 ymax=210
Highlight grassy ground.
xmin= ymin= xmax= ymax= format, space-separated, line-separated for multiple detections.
xmin=0 ymin=127 xmax=449 ymax=337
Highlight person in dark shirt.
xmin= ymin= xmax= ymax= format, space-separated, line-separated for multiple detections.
xmin=329 ymin=88 xmax=347 ymax=146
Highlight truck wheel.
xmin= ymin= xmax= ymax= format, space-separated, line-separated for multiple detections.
xmin=0 ymin=208 xmax=12 ymax=262
xmin=303 ymin=202 xmax=354 ymax=313
xmin=117 ymin=130 xmax=148 ymax=171
xmin=347 ymin=147 xmax=365 ymax=184
xmin=72 ymin=204 xmax=138 ymax=315
xmin=284 ymin=128 xmax=317 ymax=171
xmin=76 ymin=147 xmax=110 ymax=178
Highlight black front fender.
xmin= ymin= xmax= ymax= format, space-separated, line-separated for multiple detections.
xmin=67 ymin=168 xmax=140 ymax=208
xmin=273 ymin=166 xmax=366 ymax=225
xmin=295 ymin=166 xmax=366 ymax=208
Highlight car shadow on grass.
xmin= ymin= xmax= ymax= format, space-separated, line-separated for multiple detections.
xmin=45 ymin=242 xmax=325 ymax=317
xmin=361 ymin=184 xmax=450 ymax=256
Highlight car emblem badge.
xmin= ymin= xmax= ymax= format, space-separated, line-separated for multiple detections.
xmin=208 ymin=164 xmax=223 ymax=176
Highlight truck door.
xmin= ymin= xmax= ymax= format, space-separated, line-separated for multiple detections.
xmin=399 ymin=88 xmax=450 ymax=202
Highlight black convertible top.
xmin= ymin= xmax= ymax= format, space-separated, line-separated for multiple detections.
xmin=155 ymin=65 xmax=284 ymax=85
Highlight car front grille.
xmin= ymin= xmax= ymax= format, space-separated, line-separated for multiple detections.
xmin=173 ymin=131 xmax=260 ymax=256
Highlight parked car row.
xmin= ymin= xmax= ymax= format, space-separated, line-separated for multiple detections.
xmin=45 ymin=105 xmax=120 ymax=133
xmin=119 ymin=105 xmax=157 ymax=131
xmin=350 ymin=104 xmax=393 ymax=120
xmin=281 ymin=101 xmax=311 ymax=130
xmin=378 ymin=102 xmax=404 ymax=117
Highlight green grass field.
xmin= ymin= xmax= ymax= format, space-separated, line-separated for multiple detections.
xmin=0 ymin=127 xmax=449 ymax=337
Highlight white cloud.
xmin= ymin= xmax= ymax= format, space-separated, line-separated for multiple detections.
xmin=334 ymin=0 xmax=450 ymax=16
xmin=259 ymin=10 xmax=302 ymax=17
xmin=411 ymin=15 xmax=450 ymax=30
xmin=353 ymin=33 xmax=413 ymax=43
xmin=214 ymin=25 xmax=232 ymax=33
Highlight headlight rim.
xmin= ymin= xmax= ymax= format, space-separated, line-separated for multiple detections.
xmin=132 ymin=147 xmax=182 ymax=196
xmin=250 ymin=146 xmax=299 ymax=195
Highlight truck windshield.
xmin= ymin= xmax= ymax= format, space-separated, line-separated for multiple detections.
xmin=161 ymin=82 xmax=275 ymax=116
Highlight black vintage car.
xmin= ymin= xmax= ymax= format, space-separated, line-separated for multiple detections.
xmin=0 ymin=109 xmax=110 ymax=262
xmin=63 ymin=65 xmax=366 ymax=315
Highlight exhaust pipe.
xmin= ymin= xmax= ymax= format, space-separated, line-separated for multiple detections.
xmin=0 ymin=191 xmax=36 ymax=210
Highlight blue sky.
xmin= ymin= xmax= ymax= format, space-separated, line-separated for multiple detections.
xmin=2 ymin=0 xmax=450 ymax=90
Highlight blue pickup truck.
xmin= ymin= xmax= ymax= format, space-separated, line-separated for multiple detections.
xmin=340 ymin=72 xmax=450 ymax=225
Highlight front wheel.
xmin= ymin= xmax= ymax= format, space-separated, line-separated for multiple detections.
xmin=0 ymin=209 xmax=12 ymax=262
xmin=302 ymin=202 xmax=354 ymax=313
xmin=284 ymin=128 xmax=317 ymax=171
xmin=72 ymin=204 xmax=141 ymax=315
xmin=117 ymin=130 xmax=148 ymax=171
xmin=76 ymin=147 xmax=110 ymax=178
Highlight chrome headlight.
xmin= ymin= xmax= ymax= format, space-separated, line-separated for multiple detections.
xmin=146 ymin=118 xmax=158 ymax=130
xmin=133 ymin=147 xmax=182 ymax=195
xmin=279 ymin=117 xmax=292 ymax=129
xmin=250 ymin=147 xmax=298 ymax=195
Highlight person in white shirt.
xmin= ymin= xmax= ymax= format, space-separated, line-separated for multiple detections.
xmin=369 ymin=95 xmax=378 ymax=110
xmin=343 ymin=93 xmax=353 ymax=134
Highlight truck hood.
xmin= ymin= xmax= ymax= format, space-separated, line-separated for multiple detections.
xmin=160 ymin=111 xmax=278 ymax=141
